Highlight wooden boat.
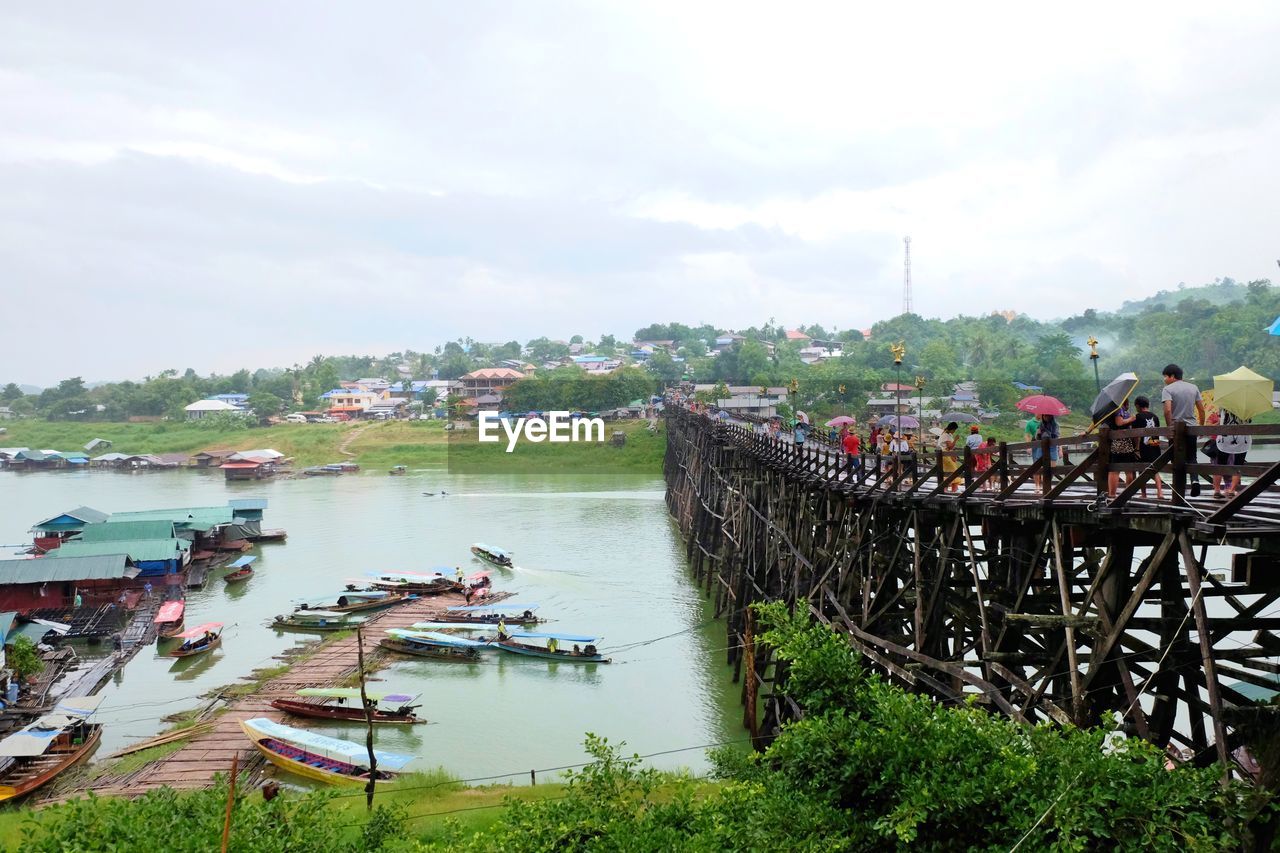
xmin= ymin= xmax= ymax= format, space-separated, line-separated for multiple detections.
xmin=248 ymin=528 xmax=288 ymax=542
xmin=0 ymin=695 xmax=104 ymax=802
xmin=272 ymin=610 xmax=361 ymax=633
xmin=367 ymin=574 xmax=458 ymax=595
xmin=240 ymin=717 xmax=413 ymax=786
xmin=445 ymin=602 xmax=543 ymax=625
xmin=470 ymin=543 xmax=513 ymax=568
xmin=494 ymin=630 xmax=609 ymax=664
xmin=170 ymin=622 xmax=223 ymax=657
xmin=223 ymin=556 xmax=256 ymax=584
xmin=389 ymin=465 xmax=407 ymax=476
xmin=300 ymin=589 xmax=408 ymax=615
xmin=270 ymin=688 xmax=424 ymax=724
xmin=383 ymin=629 xmax=490 ymax=662
xmin=153 ymin=600 xmax=185 ymax=639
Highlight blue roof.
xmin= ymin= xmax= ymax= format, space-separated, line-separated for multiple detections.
xmin=1013 ymin=382 xmax=1044 ymax=391
xmin=228 ymin=498 xmax=268 ymax=510
xmin=510 ymin=631 xmax=597 ymax=643
xmin=229 ymin=556 xmax=257 ymax=568
xmin=472 ymin=543 xmax=510 ymax=557
xmin=389 ymin=629 xmax=488 ymax=648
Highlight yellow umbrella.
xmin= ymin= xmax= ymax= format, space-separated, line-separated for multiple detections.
xmin=1212 ymin=366 xmax=1274 ymax=421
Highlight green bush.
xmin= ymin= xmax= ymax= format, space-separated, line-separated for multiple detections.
xmin=8 ymin=636 xmax=43 ymax=681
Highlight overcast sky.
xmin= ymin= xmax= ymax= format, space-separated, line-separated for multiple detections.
xmin=3 ymin=3 xmax=1279 ymax=385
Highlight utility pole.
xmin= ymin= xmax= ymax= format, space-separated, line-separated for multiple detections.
xmin=903 ymin=236 xmax=913 ymax=316
xmin=357 ymin=627 xmax=377 ymax=810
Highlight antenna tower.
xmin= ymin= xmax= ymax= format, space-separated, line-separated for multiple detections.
xmin=903 ymin=236 xmax=913 ymax=315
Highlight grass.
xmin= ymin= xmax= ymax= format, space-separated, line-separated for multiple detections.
xmin=0 ymin=418 xmax=667 ymax=471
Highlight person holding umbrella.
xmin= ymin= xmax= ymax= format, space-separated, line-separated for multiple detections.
xmin=938 ymin=422 xmax=961 ymax=492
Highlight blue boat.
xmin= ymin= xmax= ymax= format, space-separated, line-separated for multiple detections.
xmin=443 ymin=602 xmax=542 ymax=625
xmin=494 ymin=630 xmax=609 ymax=664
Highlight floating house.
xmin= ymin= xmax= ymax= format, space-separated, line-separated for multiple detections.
xmin=191 ymin=449 xmax=237 ymax=468
xmin=49 ymin=539 xmax=189 ymax=577
xmin=30 ymin=506 xmax=111 ymax=552
xmin=0 ymin=554 xmax=140 ymax=613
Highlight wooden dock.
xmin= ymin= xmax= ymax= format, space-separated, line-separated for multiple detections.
xmin=50 ymin=591 xmax=474 ymax=801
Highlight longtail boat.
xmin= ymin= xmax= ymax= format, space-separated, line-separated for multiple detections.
xmin=470 ymin=543 xmax=513 ymax=568
xmin=0 ymin=695 xmax=104 ymax=802
xmin=272 ymin=610 xmax=361 ymax=633
xmin=366 ymin=572 xmax=458 ymax=595
xmin=223 ymin=555 xmax=256 ymax=584
xmin=153 ymin=600 xmax=185 ymax=639
xmin=240 ymin=717 xmax=413 ymax=786
xmin=270 ymin=688 xmax=424 ymax=725
xmin=389 ymin=465 xmax=407 ymax=476
xmin=382 ymin=628 xmax=490 ymax=662
xmin=170 ymin=622 xmax=223 ymax=658
xmin=445 ymin=602 xmax=542 ymax=625
xmin=495 ymin=630 xmax=609 ymax=664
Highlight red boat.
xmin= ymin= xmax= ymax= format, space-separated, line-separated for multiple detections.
xmin=270 ymin=688 xmax=423 ymax=725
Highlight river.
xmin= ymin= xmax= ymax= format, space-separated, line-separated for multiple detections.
xmin=0 ymin=468 xmax=743 ymax=783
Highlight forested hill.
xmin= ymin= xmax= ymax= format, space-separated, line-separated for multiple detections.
xmin=1114 ymin=278 xmax=1252 ymax=315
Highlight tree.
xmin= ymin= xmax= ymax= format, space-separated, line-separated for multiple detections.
xmin=247 ymin=391 xmax=284 ymax=425
xmin=1 ymin=383 xmax=22 ymax=402
xmin=647 ymin=351 xmax=683 ymax=385
xmin=570 ymin=334 xmax=584 ymax=345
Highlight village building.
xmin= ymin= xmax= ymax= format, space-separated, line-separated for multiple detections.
xmin=458 ymin=368 xmax=525 ymax=400
xmin=184 ymin=399 xmax=247 ymax=420
xmin=693 ymin=385 xmax=790 ymax=418
xmin=191 ymin=448 xmax=237 ymax=468
xmin=49 ymin=538 xmax=190 ymax=576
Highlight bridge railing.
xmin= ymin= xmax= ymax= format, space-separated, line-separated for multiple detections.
xmin=686 ymin=405 xmax=1280 ymax=524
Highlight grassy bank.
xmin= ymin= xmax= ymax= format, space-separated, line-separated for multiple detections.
xmin=0 ymin=419 xmax=666 ymax=472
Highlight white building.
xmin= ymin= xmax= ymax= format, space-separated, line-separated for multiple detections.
xmin=185 ymin=400 xmax=248 ymax=420
xmin=694 ymin=385 xmax=790 ymax=418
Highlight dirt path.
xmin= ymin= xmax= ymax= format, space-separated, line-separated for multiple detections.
xmin=336 ymin=423 xmax=371 ymax=458
xmin=55 ymin=591 xmax=470 ymax=800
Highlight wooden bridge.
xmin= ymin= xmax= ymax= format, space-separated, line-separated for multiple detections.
xmin=664 ymin=407 xmax=1280 ymax=776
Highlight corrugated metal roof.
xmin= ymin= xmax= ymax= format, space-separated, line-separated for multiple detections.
xmin=31 ymin=506 xmax=111 ymax=531
xmin=111 ymin=506 xmax=234 ymax=526
xmin=75 ymin=520 xmax=177 ymax=543
xmin=51 ymin=539 xmax=187 ymax=562
xmin=228 ymin=498 xmax=268 ymax=510
xmin=0 ymin=554 xmax=137 ymax=583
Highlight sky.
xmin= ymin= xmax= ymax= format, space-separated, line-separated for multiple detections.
xmin=2 ymin=3 xmax=1279 ymax=385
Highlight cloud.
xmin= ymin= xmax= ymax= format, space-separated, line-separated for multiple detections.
xmin=1 ymin=3 xmax=1279 ymax=382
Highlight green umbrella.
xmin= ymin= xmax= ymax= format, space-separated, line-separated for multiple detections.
xmin=1213 ymin=366 xmax=1273 ymax=421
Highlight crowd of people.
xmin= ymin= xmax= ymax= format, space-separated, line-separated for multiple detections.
xmin=716 ymin=363 xmax=1256 ymax=502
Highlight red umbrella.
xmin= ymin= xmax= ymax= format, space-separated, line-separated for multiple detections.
xmin=1015 ymin=395 xmax=1071 ymax=416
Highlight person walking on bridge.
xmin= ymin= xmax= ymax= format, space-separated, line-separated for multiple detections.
xmin=1161 ymin=364 xmax=1206 ymax=496
xmin=841 ymin=429 xmax=861 ymax=479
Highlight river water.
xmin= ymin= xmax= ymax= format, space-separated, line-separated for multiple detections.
xmin=0 ymin=468 xmax=743 ymax=783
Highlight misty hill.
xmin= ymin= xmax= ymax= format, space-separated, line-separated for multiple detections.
xmin=1115 ymin=278 xmax=1250 ymax=316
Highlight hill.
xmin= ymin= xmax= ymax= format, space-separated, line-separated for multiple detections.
xmin=1115 ymin=278 xmax=1250 ymax=315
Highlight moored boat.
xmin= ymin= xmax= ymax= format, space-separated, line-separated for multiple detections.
xmin=153 ymin=600 xmax=185 ymax=639
xmin=240 ymin=717 xmax=413 ymax=786
xmin=470 ymin=543 xmax=513 ymax=568
xmin=270 ymin=688 xmax=424 ymax=724
xmin=0 ymin=695 xmax=104 ymax=802
xmin=272 ymin=610 xmax=362 ymax=633
xmin=445 ymin=602 xmax=542 ymax=625
xmin=366 ymin=571 xmax=459 ymax=595
xmin=389 ymin=465 xmax=407 ymax=476
xmin=494 ymin=630 xmax=609 ymax=664
xmin=382 ymin=629 xmax=491 ymax=662
xmin=170 ymin=622 xmax=223 ymax=657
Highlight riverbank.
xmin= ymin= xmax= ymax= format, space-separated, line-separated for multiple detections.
xmin=0 ymin=419 xmax=666 ymax=471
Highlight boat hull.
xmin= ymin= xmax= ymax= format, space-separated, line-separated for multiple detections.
xmin=241 ymin=726 xmax=394 ymax=787
xmin=0 ymin=725 xmax=102 ymax=802
xmin=496 ymin=642 xmax=609 ymax=664
xmin=380 ymin=638 xmax=483 ymax=662
xmin=272 ymin=619 xmax=353 ymax=633
xmin=157 ymin=621 xmax=185 ymax=639
xmin=270 ymin=698 xmax=422 ymax=725
xmin=224 ymin=569 xmax=253 ymax=583
xmin=329 ymin=594 xmax=408 ymax=614
xmin=170 ymin=635 xmax=222 ymax=657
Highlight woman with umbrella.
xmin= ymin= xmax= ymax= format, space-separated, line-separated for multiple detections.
xmin=1091 ymin=375 xmax=1139 ymax=499
xmin=938 ymin=422 xmax=961 ymax=492
xmin=1016 ymin=395 xmax=1070 ymax=494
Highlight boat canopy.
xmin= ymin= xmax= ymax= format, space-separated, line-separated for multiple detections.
xmin=154 ymin=601 xmax=185 ymax=623
xmin=510 ymin=630 xmax=598 ymax=643
xmin=366 ymin=570 xmax=446 ymax=581
xmin=243 ymin=717 xmax=415 ymax=771
xmin=472 ymin=543 xmax=510 ymax=557
xmin=389 ymin=628 xmax=489 ymax=648
xmin=0 ymin=695 xmax=102 ymax=758
xmin=410 ymin=622 xmax=497 ymax=631
xmin=335 ymin=590 xmax=390 ymax=600
xmin=448 ymin=602 xmax=539 ymax=613
xmin=229 ymin=556 xmax=257 ymax=569
xmin=290 ymin=610 xmax=349 ymax=620
xmin=296 ymin=687 xmax=415 ymax=704
xmin=175 ymin=622 xmax=223 ymax=639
